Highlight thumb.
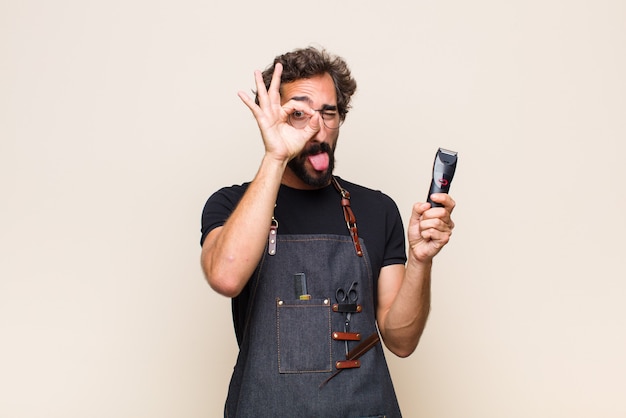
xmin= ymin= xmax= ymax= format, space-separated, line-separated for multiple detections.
xmin=304 ymin=112 xmax=322 ymax=134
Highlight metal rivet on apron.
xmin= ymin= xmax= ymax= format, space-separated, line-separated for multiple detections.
xmin=323 ymin=299 xmax=329 ymax=305
xmin=277 ymin=300 xmax=283 ymax=306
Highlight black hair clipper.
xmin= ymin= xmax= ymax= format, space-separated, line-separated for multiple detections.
xmin=427 ymin=148 xmax=458 ymax=207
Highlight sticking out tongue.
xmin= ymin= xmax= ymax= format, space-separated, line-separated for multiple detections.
xmin=308 ymin=152 xmax=329 ymax=172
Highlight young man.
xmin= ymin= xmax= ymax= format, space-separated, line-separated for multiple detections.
xmin=200 ymin=47 xmax=455 ymax=417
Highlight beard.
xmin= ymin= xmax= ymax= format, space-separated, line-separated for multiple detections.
xmin=287 ymin=142 xmax=335 ymax=188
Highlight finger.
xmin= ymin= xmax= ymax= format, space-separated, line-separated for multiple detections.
xmin=282 ymin=101 xmax=321 ymax=133
xmin=254 ymin=69 xmax=271 ymax=108
xmin=267 ymin=63 xmax=283 ymax=100
xmin=303 ymin=112 xmax=322 ymax=135
xmin=420 ymin=217 xmax=453 ymax=234
xmin=422 ymin=209 xmax=455 ymax=237
xmin=429 ymin=193 xmax=456 ymax=213
xmin=413 ymin=202 xmax=431 ymax=218
xmin=422 ymin=228 xmax=451 ymax=246
xmin=237 ymin=90 xmax=264 ymax=121
xmin=282 ymin=100 xmax=316 ymax=116
xmin=237 ymin=90 xmax=256 ymax=110
xmin=419 ymin=214 xmax=453 ymax=239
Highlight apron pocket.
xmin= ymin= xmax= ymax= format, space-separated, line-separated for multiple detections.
xmin=276 ymin=297 xmax=332 ymax=373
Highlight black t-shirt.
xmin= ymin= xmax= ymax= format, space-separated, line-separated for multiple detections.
xmin=200 ymin=177 xmax=407 ymax=342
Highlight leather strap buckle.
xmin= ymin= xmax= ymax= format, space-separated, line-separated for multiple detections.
xmin=332 ymin=331 xmax=361 ymax=341
xmin=332 ymin=303 xmax=362 ymax=313
xmin=336 ymin=360 xmax=360 ymax=369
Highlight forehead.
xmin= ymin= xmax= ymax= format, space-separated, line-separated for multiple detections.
xmin=280 ymin=73 xmax=337 ymax=107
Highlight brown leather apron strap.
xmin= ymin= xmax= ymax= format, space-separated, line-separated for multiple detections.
xmin=346 ymin=332 xmax=380 ymax=360
xmin=319 ymin=332 xmax=381 ymax=389
xmin=331 ymin=177 xmax=364 ymax=257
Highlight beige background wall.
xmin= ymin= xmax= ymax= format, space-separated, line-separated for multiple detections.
xmin=2 ymin=0 xmax=625 ymax=417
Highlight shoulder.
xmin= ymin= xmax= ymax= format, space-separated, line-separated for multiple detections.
xmin=208 ymin=182 xmax=250 ymax=205
xmin=335 ymin=177 xmax=398 ymax=211
xmin=200 ymin=182 xmax=251 ymax=245
xmin=335 ymin=177 xmax=407 ymax=275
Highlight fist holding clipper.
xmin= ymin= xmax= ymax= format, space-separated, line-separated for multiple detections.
xmin=408 ymin=148 xmax=457 ymax=263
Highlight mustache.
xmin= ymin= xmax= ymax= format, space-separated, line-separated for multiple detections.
xmin=301 ymin=142 xmax=332 ymax=158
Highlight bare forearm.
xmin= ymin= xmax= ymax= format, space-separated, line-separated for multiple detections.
xmin=201 ymin=155 xmax=287 ymax=297
xmin=379 ymin=259 xmax=432 ymax=358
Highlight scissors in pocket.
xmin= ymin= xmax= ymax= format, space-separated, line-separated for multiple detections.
xmin=336 ymin=281 xmax=359 ymax=355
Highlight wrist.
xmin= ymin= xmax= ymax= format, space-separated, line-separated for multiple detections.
xmin=262 ymin=151 xmax=290 ymax=169
xmin=407 ymin=252 xmax=433 ymax=270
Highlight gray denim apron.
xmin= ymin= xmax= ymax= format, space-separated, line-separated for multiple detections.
xmin=224 ymin=226 xmax=402 ymax=416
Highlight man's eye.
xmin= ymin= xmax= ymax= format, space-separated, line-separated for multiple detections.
xmin=321 ymin=112 xmax=337 ymax=120
xmin=292 ymin=110 xmax=306 ymax=119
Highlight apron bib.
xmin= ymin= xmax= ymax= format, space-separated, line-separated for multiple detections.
xmin=225 ymin=234 xmax=402 ymax=417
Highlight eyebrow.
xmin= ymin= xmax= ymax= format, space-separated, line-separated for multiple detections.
xmin=291 ymin=95 xmax=337 ymax=112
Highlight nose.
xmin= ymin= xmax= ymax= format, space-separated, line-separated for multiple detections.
xmin=308 ymin=127 xmax=331 ymax=148
xmin=309 ymin=112 xmax=334 ymax=143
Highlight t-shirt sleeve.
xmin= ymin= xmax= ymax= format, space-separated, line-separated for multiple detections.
xmin=200 ymin=184 xmax=248 ymax=246
xmin=382 ymin=193 xmax=407 ymax=267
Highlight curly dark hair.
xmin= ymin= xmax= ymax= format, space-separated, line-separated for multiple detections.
xmin=257 ymin=47 xmax=357 ymax=121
